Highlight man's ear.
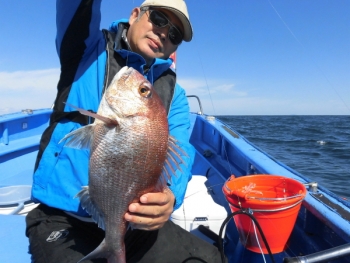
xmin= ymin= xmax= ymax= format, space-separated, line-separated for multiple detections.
xmin=129 ymin=7 xmax=141 ymax=25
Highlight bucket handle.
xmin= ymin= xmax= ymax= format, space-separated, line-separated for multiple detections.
xmin=229 ymin=198 xmax=304 ymax=213
xmin=245 ymin=193 xmax=305 ymax=201
xmin=223 ymin=174 xmax=237 ymax=194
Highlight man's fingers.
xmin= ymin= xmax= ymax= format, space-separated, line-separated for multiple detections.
xmin=127 ymin=202 xmax=162 ymax=216
xmin=124 ymin=189 xmax=175 ymax=231
xmin=140 ymin=192 xmax=169 ymax=205
xmin=125 ymin=212 xmax=164 ymax=230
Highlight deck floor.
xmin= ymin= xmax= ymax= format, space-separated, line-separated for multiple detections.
xmin=0 ymin=215 xmax=31 ymax=262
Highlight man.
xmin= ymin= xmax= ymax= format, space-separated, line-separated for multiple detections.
xmin=26 ymin=0 xmax=223 ymax=262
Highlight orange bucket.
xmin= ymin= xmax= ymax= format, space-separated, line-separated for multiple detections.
xmin=222 ymin=174 xmax=306 ymax=254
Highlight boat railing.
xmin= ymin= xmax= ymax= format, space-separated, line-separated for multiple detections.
xmin=187 ymin=95 xmax=204 ymax=115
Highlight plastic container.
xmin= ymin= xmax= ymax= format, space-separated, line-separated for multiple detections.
xmin=223 ymin=174 xmax=306 ymax=254
xmin=171 ymin=175 xmax=227 ymax=236
xmin=0 ymin=185 xmax=38 ymax=215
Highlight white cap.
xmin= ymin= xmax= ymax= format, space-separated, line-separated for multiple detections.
xmin=140 ymin=0 xmax=193 ymax=42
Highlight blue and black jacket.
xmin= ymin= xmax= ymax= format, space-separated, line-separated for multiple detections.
xmin=32 ymin=0 xmax=195 ymax=216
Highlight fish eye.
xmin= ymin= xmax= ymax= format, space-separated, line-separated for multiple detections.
xmin=138 ymin=83 xmax=152 ymax=98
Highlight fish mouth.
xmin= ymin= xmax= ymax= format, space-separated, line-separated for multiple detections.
xmin=105 ymin=66 xmax=137 ymax=120
xmin=115 ymin=66 xmax=132 ymax=81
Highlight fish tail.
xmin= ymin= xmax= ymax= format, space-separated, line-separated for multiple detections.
xmin=107 ymin=254 xmax=126 ymax=263
xmin=77 ymin=238 xmax=125 ymax=263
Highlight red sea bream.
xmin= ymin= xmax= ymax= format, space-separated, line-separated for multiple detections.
xmin=60 ymin=66 xmax=185 ymax=263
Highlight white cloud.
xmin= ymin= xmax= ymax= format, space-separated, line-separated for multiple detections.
xmin=1 ymin=71 xmax=348 ymax=116
xmin=189 ymin=96 xmax=271 ymax=115
xmin=178 ymin=77 xmax=246 ymax=97
xmin=179 ymin=76 xmax=252 ymax=114
xmin=177 ymin=78 xmax=207 ymax=94
xmin=210 ymin=84 xmax=247 ymax=97
xmin=194 ymin=96 xmax=350 ymax=115
xmin=0 ymin=68 xmax=59 ymax=114
xmin=179 ymin=76 xmax=350 ymax=115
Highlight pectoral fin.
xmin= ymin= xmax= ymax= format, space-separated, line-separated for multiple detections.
xmin=59 ymin=124 xmax=94 ymax=149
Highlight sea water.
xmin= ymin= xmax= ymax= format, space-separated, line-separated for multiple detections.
xmin=217 ymin=115 xmax=350 ymax=200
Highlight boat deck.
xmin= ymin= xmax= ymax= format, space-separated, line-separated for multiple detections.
xmin=1 ymin=109 xmax=350 ymax=262
xmin=0 ymin=215 xmax=31 ymax=262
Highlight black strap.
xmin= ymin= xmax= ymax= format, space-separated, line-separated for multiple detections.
xmin=101 ymin=27 xmax=126 ymax=95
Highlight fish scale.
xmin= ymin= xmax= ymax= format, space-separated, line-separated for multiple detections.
xmin=60 ymin=66 xmax=182 ymax=263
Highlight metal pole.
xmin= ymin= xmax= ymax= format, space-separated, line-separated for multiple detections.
xmin=283 ymin=243 xmax=350 ymax=263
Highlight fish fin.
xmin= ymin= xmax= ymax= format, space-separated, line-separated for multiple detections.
xmin=77 ymin=238 xmax=125 ymax=263
xmin=75 ymin=186 xmax=106 ymax=230
xmin=64 ymin=102 xmax=118 ymax=126
xmin=59 ymin=125 xmax=94 ymax=149
xmin=157 ymin=136 xmax=188 ymax=190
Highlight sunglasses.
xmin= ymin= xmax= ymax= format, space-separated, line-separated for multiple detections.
xmin=143 ymin=8 xmax=183 ymax=46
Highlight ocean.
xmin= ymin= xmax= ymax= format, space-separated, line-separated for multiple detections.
xmin=217 ymin=115 xmax=350 ymax=200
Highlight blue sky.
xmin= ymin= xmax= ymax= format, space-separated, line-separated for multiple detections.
xmin=0 ymin=0 xmax=349 ymax=115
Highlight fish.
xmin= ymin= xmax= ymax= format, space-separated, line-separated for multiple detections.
xmin=60 ymin=66 xmax=185 ymax=263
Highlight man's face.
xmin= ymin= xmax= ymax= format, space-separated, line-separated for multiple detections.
xmin=127 ymin=7 xmax=184 ymax=65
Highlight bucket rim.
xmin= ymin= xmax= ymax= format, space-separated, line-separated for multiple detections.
xmin=222 ymin=174 xmax=307 ymax=206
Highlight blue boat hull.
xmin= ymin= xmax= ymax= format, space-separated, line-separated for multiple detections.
xmin=1 ymin=109 xmax=349 ymax=262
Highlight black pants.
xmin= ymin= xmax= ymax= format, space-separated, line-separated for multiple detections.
xmin=26 ymin=204 xmax=223 ymax=263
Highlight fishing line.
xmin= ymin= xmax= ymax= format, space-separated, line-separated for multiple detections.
xmin=267 ymin=0 xmax=350 ymax=113
xmin=192 ymin=39 xmax=216 ymax=115
xmin=186 ymin=57 xmax=241 ymax=210
xmin=178 ymin=5 xmax=274 ymax=262
xmin=253 ymin=221 xmax=267 ymax=263
xmin=191 ymin=26 xmax=238 ymax=182
xmin=218 ymin=210 xmax=276 ymax=263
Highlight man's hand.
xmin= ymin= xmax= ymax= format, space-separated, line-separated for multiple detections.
xmin=124 ymin=188 xmax=175 ymax=231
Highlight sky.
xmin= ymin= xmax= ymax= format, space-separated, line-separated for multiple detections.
xmin=0 ymin=0 xmax=349 ymax=115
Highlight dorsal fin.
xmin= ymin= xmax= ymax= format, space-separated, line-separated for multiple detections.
xmin=64 ymin=102 xmax=118 ymax=126
xmin=156 ymin=136 xmax=188 ymax=191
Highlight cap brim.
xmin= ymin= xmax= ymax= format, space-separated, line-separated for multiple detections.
xmin=142 ymin=5 xmax=193 ymax=42
xmin=161 ymin=7 xmax=193 ymax=42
